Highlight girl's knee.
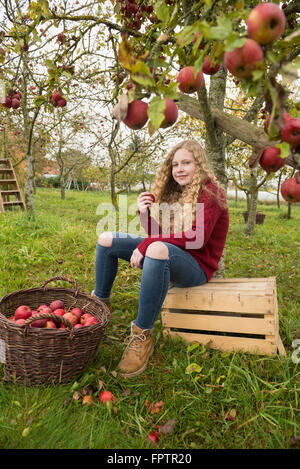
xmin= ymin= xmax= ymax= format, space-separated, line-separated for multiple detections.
xmin=145 ymin=241 xmax=168 ymax=260
xmin=98 ymin=231 xmax=113 ymax=248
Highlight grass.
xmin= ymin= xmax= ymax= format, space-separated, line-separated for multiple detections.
xmin=0 ymin=188 xmax=299 ymax=449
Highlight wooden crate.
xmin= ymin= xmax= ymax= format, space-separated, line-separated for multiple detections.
xmin=161 ymin=277 xmax=286 ymax=356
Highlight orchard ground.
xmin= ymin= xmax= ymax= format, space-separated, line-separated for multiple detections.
xmin=0 ymin=188 xmax=299 ymax=450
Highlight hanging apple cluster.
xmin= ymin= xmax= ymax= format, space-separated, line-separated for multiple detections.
xmin=1 ymin=89 xmax=22 ymax=110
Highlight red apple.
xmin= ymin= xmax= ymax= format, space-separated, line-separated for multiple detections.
xmin=30 ymin=314 xmax=47 ymax=327
xmin=147 ymin=431 xmax=159 ymax=444
xmin=224 ymin=39 xmax=264 ymax=79
xmin=202 ymin=56 xmax=221 ymax=75
xmin=149 ymin=193 xmax=155 ymax=203
xmin=52 ymin=308 xmax=66 ymax=316
xmin=15 ymin=318 xmax=26 ymax=325
xmin=84 ymin=317 xmax=99 ymax=326
xmin=70 ymin=307 xmax=83 ymax=320
xmin=51 ymin=90 xmax=62 ymax=102
xmin=247 ymin=3 xmax=286 ymax=45
xmin=11 ymin=98 xmax=20 ymax=109
xmin=280 ymin=177 xmax=300 ymax=203
xmin=122 ymin=99 xmax=149 ymax=130
xmin=63 ymin=312 xmax=78 ymax=325
xmin=57 ymin=97 xmax=67 ymax=107
xmin=1 ymin=97 xmax=12 ymax=108
xmin=74 ymin=323 xmax=83 ymax=329
xmin=99 ymin=390 xmax=113 ymax=403
xmin=281 ymin=118 xmax=300 ymax=146
xmin=8 ymin=316 xmax=15 ymax=321
xmin=46 ymin=320 xmax=57 ymax=329
xmin=259 ymin=147 xmax=286 ymax=173
xmin=57 ymin=33 xmax=66 ymax=44
xmin=49 ymin=300 xmax=64 ymax=311
xmin=264 ymin=112 xmax=291 ymax=137
xmin=177 ymin=66 xmax=204 ymax=93
xmin=160 ymin=99 xmax=178 ymax=129
xmin=15 ymin=305 xmax=32 ymax=320
xmin=37 ymin=305 xmax=52 ymax=315
xmin=80 ymin=313 xmax=95 ymax=325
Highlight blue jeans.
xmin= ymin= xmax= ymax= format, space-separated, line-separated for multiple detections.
xmin=94 ymin=232 xmax=207 ymax=330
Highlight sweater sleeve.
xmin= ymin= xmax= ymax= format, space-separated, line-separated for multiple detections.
xmin=138 ymin=208 xmax=161 ymax=236
xmin=136 ymin=187 xmax=223 ymax=256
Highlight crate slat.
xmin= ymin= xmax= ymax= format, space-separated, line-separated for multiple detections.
xmin=161 ymin=311 xmax=275 ymax=335
xmin=163 ymin=329 xmax=277 ymax=356
xmin=163 ymin=290 xmax=276 ymax=315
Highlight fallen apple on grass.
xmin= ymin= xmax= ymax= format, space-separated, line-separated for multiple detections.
xmin=99 ymin=390 xmax=114 ymax=403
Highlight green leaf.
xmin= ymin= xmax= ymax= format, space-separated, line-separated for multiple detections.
xmin=147 ymin=96 xmax=166 ymax=130
xmin=187 ymin=342 xmax=200 ymax=353
xmin=131 ymin=61 xmax=156 ymax=88
xmin=175 ymin=23 xmax=201 ymax=47
xmin=224 ymin=33 xmax=246 ymax=52
xmin=185 ymin=363 xmax=203 ymax=374
xmin=275 ymin=142 xmax=290 ymax=158
xmin=204 ymin=17 xmax=232 ymax=41
xmin=154 ymin=0 xmax=170 ymax=24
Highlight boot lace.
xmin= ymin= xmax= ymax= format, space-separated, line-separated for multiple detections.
xmin=124 ymin=331 xmax=148 ymax=353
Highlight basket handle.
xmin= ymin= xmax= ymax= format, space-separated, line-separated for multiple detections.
xmin=23 ymin=313 xmax=75 ymax=337
xmin=40 ymin=276 xmax=79 ymax=296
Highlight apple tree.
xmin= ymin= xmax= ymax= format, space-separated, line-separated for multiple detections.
xmin=1 ymin=0 xmax=300 ymax=211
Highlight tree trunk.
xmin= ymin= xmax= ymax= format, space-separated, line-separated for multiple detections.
xmin=60 ymin=175 xmax=65 ymax=200
xmin=24 ymin=150 xmax=35 ymax=212
xmin=245 ymin=172 xmax=258 ymax=235
xmin=277 ymin=172 xmax=282 ymax=209
xmin=206 ymin=66 xmax=227 ymax=278
xmin=287 ymin=202 xmax=292 ymax=219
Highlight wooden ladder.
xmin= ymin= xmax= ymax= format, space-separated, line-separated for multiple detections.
xmin=0 ymin=158 xmax=26 ymax=212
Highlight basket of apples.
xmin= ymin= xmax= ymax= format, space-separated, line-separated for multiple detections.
xmin=0 ymin=276 xmax=111 ymax=385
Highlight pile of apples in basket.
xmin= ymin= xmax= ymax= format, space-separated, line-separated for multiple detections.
xmin=8 ymin=300 xmax=99 ymax=329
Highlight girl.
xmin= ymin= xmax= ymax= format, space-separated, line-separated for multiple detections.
xmin=93 ymin=140 xmax=229 ymax=378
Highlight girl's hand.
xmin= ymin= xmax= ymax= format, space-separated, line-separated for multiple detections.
xmin=137 ymin=192 xmax=155 ymax=213
xmin=130 ymin=248 xmax=144 ymax=269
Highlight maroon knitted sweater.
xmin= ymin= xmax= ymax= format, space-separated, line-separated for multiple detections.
xmin=136 ymin=180 xmax=229 ymax=281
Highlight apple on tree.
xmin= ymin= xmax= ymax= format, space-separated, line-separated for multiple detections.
xmin=122 ymin=99 xmax=149 ymax=130
xmin=281 ymin=118 xmax=300 ymax=146
xmin=264 ymin=112 xmax=291 ymax=138
xmin=224 ymin=39 xmax=264 ymax=79
xmin=280 ymin=174 xmax=300 ymax=203
xmin=259 ymin=147 xmax=286 ymax=173
xmin=202 ymin=56 xmax=221 ymax=75
xmin=160 ymin=99 xmax=178 ymax=129
xmin=177 ymin=66 xmax=204 ymax=93
xmin=247 ymin=2 xmax=286 ymax=45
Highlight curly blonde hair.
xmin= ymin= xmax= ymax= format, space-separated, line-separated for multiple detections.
xmin=150 ymin=140 xmax=227 ymax=234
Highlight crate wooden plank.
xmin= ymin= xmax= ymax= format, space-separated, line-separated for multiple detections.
xmin=162 ymin=290 xmax=277 ymax=315
xmin=208 ymin=277 xmax=276 ymax=283
xmin=163 ymin=329 xmax=277 ymax=356
xmin=161 ymin=310 xmax=275 ymax=335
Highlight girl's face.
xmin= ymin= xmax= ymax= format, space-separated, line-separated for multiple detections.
xmin=171 ymin=149 xmax=196 ymax=186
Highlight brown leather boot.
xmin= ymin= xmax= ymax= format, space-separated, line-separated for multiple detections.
xmin=118 ymin=322 xmax=154 ymax=378
xmin=91 ymin=291 xmax=112 ymax=314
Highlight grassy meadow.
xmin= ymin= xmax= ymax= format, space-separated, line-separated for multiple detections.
xmin=0 ymin=187 xmax=299 ymax=450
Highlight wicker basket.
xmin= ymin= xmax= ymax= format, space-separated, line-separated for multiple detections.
xmin=0 ymin=276 xmax=111 ymax=385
